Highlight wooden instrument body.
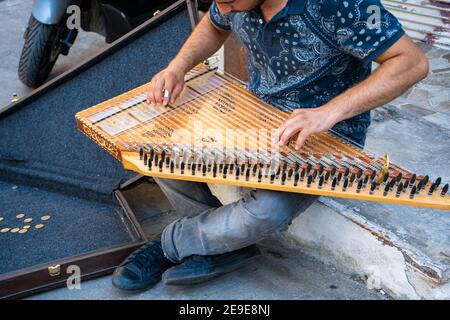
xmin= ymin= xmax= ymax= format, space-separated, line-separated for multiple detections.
xmin=76 ymin=64 xmax=450 ymax=210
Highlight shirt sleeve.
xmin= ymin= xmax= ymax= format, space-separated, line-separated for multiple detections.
xmin=209 ymin=1 xmax=232 ymax=30
xmin=333 ymin=0 xmax=405 ymax=65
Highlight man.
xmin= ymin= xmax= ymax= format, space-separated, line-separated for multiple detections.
xmin=112 ymin=0 xmax=428 ymax=291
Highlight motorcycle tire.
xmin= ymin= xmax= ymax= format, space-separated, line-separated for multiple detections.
xmin=18 ymin=15 xmax=62 ymax=88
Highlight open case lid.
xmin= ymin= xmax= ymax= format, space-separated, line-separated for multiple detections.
xmin=0 ymin=0 xmax=192 ymax=299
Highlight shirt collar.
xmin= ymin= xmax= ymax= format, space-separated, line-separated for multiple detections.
xmin=252 ymin=0 xmax=306 ymax=23
xmin=287 ymin=0 xmax=307 ymax=15
xmin=267 ymin=0 xmax=306 ymax=22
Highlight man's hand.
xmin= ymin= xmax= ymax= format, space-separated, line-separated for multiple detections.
xmin=146 ymin=65 xmax=185 ymax=106
xmin=274 ymin=108 xmax=338 ymax=150
xmin=146 ymin=13 xmax=231 ymax=107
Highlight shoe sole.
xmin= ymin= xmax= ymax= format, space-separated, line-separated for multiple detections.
xmin=162 ymin=247 xmax=261 ymax=286
xmin=111 ymin=268 xmax=165 ymax=292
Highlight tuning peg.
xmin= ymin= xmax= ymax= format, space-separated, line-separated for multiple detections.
xmin=318 ymin=175 xmax=324 ymax=189
xmin=396 ymin=172 xmax=402 ymax=184
xmin=342 ymin=177 xmax=348 ymax=191
xmin=383 ymin=182 xmax=390 ymax=196
xmin=270 ymin=172 xmax=276 ymax=184
xmin=324 ymin=171 xmax=331 ymax=183
xmin=434 ymin=177 xmax=442 ymax=188
xmin=349 ymin=173 xmax=356 ymax=187
xmin=396 ymin=182 xmax=403 ymax=197
xmin=252 ymin=163 xmax=258 ymax=176
xmin=307 ymin=175 xmax=313 ymax=188
xmin=369 ymin=170 xmax=376 ymax=183
xmin=428 ymin=183 xmax=436 ymax=195
xmin=344 ymin=167 xmax=350 ymax=177
xmin=330 ymin=166 xmax=337 ymax=177
xmin=409 ymin=185 xmax=417 ymax=199
xmin=300 ymin=169 xmax=306 ymax=182
xmin=441 ymin=184 xmax=449 ymax=197
xmin=288 ymin=168 xmax=293 ymax=180
xmin=331 ymin=177 xmax=337 ymax=191
xmin=337 ymin=172 xmax=342 ymax=185
xmin=180 ymin=162 xmax=185 ymax=174
xmin=382 ymin=172 xmax=389 ymax=184
xmin=369 ymin=181 xmax=376 ymax=195
xmin=356 ymin=179 xmax=363 ymax=193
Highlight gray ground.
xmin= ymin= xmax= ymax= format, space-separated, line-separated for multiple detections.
xmin=0 ymin=0 xmax=107 ymax=108
xmin=29 ymin=237 xmax=386 ymax=300
xmin=0 ymin=0 xmax=385 ymax=300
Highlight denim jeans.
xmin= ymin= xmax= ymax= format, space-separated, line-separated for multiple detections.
xmin=156 ymin=177 xmax=318 ymax=263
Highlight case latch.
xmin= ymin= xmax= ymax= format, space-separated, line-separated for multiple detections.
xmin=48 ymin=264 xmax=61 ymax=277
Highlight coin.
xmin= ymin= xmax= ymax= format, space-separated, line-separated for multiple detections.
xmin=18 ymin=229 xmax=28 ymax=234
xmin=24 ymin=218 xmax=33 ymax=223
xmin=23 ymin=225 xmax=31 ymax=229
xmin=0 ymin=217 xmax=4 ymax=222
xmin=1 ymin=228 xmax=10 ymax=233
xmin=35 ymin=224 xmax=44 ymax=229
xmin=10 ymin=228 xmax=20 ymax=233
xmin=16 ymin=214 xmax=25 ymax=219
xmin=41 ymin=215 xmax=51 ymax=221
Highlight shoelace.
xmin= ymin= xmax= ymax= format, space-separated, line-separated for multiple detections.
xmin=125 ymin=242 xmax=164 ymax=271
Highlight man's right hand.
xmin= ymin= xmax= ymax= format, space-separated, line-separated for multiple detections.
xmin=146 ymin=64 xmax=185 ymax=107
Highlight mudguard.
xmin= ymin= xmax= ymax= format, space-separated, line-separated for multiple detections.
xmin=31 ymin=0 xmax=73 ymax=25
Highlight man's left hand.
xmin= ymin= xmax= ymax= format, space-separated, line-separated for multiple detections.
xmin=273 ymin=108 xmax=337 ymax=150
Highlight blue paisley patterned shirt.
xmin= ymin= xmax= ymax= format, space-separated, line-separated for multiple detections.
xmin=210 ymin=0 xmax=404 ymax=145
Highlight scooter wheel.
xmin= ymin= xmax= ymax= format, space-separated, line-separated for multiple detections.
xmin=18 ymin=15 xmax=61 ymax=88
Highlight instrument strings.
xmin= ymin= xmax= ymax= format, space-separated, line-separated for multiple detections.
xmin=93 ymin=66 xmax=405 ymax=180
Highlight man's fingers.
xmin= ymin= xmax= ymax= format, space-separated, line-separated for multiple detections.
xmin=274 ymin=118 xmax=293 ymax=143
xmin=295 ymin=130 xmax=310 ymax=150
xmin=162 ymin=77 xmax=175 ymax=106
xmin=279 ymin=125 xmax=300 ymax=146
xmin=153 ymin=77 xmax=165 ymax=106
xmin=170 ymin=83 xmax=184 ymax=104
xmin=147 ymin=80 xmax=155 ymax=105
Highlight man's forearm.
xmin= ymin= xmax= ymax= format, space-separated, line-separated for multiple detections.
xmin=321 ymin=45 xmax=429 ymax=126
xmin=168 ymin=14 xmax=231 ymax=74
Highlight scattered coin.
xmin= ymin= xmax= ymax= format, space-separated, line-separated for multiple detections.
xmin=16 ymin=214 xmax=25 ymax=219
xmin=35 ymin=224 xmax=44 ymax=229
xmin=24 ymin=218 xmax=33 ymax=223
xmin=41 ymin=215 xmax=51 ymax=221
xmin=10 ymin=228 xmax=20 ymax=233
xmin=1 ymin=228 xmax=10 ymax=233
xmin=12 ymin=185 xmax=18 ymax=190
xmin=0 ymin=217 xmax=4 ymax=222
xmin=18 ymin=229 xmax=28 ymax=234
xmin=23 ymin=225 xmax=31 ymax=229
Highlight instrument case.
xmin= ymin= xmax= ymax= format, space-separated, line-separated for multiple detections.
xmin=0 ymin=0 xmax=191 ymax=299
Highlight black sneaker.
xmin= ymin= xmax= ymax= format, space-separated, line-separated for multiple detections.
xmin=162 ymin=245 xmax=261 ymax=286
xmin=112 ymin=240 xmax=174 ymax=291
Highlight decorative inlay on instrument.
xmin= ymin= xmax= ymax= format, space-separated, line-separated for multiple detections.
xmin=76 ymin=64 xmax=450 ymax=210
